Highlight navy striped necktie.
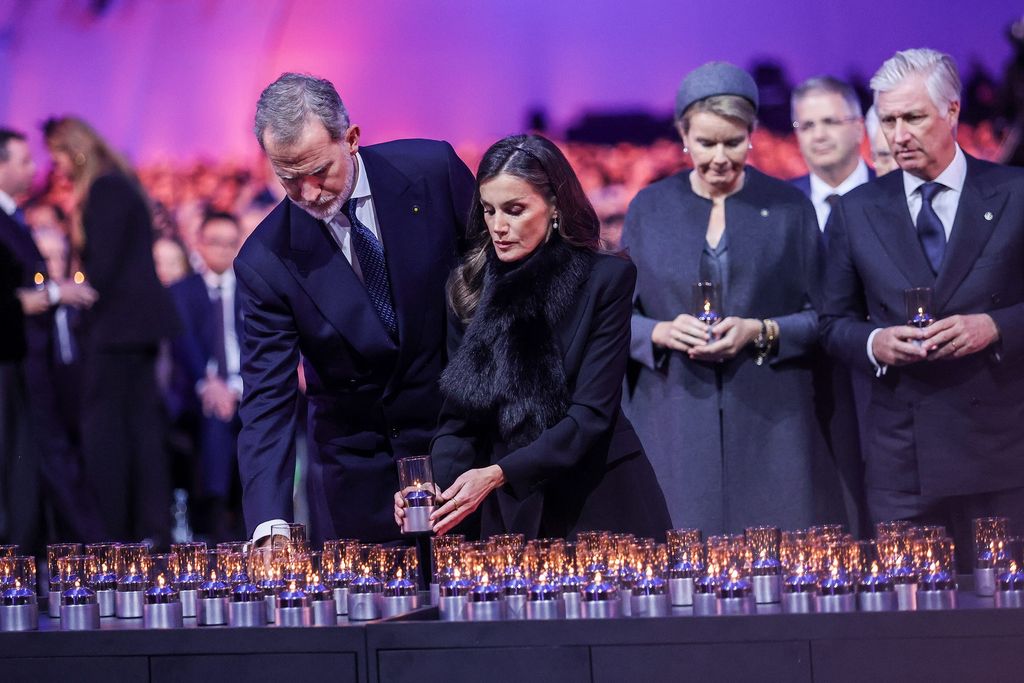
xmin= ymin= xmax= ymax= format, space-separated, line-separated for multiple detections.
xmin=916 ymin=182 xmax=946 ymax=274
xmin=343 ymin=199 xmax=398 ymax=340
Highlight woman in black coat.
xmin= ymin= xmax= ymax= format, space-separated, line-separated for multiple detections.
xmin=44 ymin=117 xmax=181 ymax=546
xmin=395 ymin=134 xmax=670 ymax=540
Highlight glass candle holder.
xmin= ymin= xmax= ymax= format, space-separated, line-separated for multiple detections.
xmin=693 ymin=281 xmax=721 ymax=326
xmin=398 ymin=455 xmax=436 ymax=534
xmin=904 ymin=286 xmax=934 ymax=331
xmin=196 ymin=550 xmax=230 ymax=626
xmin=917 ymin=537 xmax=958 ymax=610
xmin=216 ymin=541 xmax=252 ymax=585
xmin=974 ymin=516 xmax=1011 ymax=597
xmin=0 ymin=556 xmax=38 ymax=631
xmin=0 ymin=544 xmax=18 ymax=559
xmin=59 ymin=555 xmax=100 ymax=630
xmin=46 ymin=543 xmax=81 ymax=618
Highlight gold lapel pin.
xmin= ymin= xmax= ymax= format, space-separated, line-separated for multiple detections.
xmin=760 ymin=209 xmax=769 ymax=217
xmin=983 ymin=211 xmax=993 ymax=221
xmin=412 ymin=204 xmax=421 ymax=214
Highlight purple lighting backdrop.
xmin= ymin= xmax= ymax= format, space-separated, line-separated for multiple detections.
xmin=0 ymin=0 xmax=1017 ymax=163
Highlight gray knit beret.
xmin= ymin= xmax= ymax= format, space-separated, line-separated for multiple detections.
xmin=674 ymin=61 xmax=759 ymax=120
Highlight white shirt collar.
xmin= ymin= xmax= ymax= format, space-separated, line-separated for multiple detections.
xmin=902 ymin=144 xmax=967 ymax=198
xmin=351 ymin=152 xmax=371 ymax=201
xmin=203 ymin=268 xmax=234 ymax=291
xmin=809 ymin=159 xmax=870 ymax=203
xmin=0 ymin=190 xmax=17 ymax=217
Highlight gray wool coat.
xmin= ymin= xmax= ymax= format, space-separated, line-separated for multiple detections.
xmin=622 ymin=166 xmax=844 ymax=535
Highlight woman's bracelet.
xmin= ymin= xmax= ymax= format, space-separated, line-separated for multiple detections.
xmin=754 ymin=318 xmax=778 ymax=366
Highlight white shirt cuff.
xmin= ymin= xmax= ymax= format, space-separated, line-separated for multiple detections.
xmin=252 ymin=518 xmax=289 ymax=543
xmin=46 ymin=281 xmax=60 ymax=305
xmin=866 ymin=328 xmax=887 ymax=377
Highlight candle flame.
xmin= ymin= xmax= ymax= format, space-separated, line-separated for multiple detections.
xmin=75 ymin=579 xmax=81 ymax=589
xmin=917 ymin=306 xmax=924 ymax=316
xmin=289 ymin=580 xmax=297 ymax=592
xmin=101 ymin=562 xmax=108 ymax=573
xmin=453 ymin=567 xmax=461 ymax=580
xmin=481 ymin=571 xmax=489 ymax=585
xmin=157 ymin=575 xmax=165 ymax=589
xmin=34 ymin=272 xmax=44 ymax=285
xmin=759 ymin=549 xmax=767 ymax=561
xmin=830 ymin=564 xmax=839 ymax=580
xmin=594 ymin=571 xmax=603 ymax=584
xmin=704 ymin=300 xmax=712 ymax=314
xmin=14 ymin=578 xmax=21 ymax=589
xmin=396 ymin=567 xmax=403 ymax=580
xmin=871 ymin=561 xmax=879 ymax=576
xmin=311 ymin=573 xmax=320 ymax=585
xmin=930 ymin=561 xmax=939 ymax=573
xmin=646 ymin=565 xmax=654 ymax=580
xmin=796 ymin=564 xmax=805 ymax=577
xmin=1012 ymin=562 xmax=1019 ymax=574
xmin=211 ymin=569 xmax=218 ymax=581
xmin=130 ymin=562 xmax=138 ymax=574
xmin=73 ymin=271 xmax=85 ymax=285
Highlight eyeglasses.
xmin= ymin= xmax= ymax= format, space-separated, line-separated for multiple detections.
xmin=792 ymin=116 xmax=860 ymax=134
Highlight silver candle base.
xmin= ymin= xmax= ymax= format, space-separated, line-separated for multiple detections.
xmin=438 ymin=595 xmax=468 ymax=621
xmin=333 ymin=587 xmax=349 ymax=615
xmin=504 ymin=594 xmax=527 ymax=620
xmin=917 ymin=588 xmax=957 ymax=611
xmin=61 ymin=602 xmax=100 ymax=630
xmin=402 ymin=505 xmax=434 ymax=534
xmin=347 ymin=592 xmax=381 ymax=621
xmin=0 ymin=603 xmax=38 ymax=631
xmin=428 ymin=582 xmax=440 ymax=606
xmin=116 ymin=590 xmax=145 ymax=618
xmin=197 ymin=596 xmax=228 ymax=625
xmin=312 ymin=599 xmax=337 ymax=625
xmin=264 ymin=594 xmax=277 ymax=623
xmin=276 ymin=605 xmax=312 ymax=627
xmin=719 ymin=595 xmax=755 ymax=616
xmin=562 ymin=592 xmax=581 ymax=619
xmin=858 ymin=591 xmax=897 ymax=612
xmin=581 ymin=598 xmax=620 ymax=619
xmin=229 ymin=600 xmax=266 ymax=627
xmin=782 ymin=591 xmax=816 ymax=614
xmin=48 ymin=590 xmax=61 ymax=618
xmin=975 ymin=567 xmax=997 ymax=597
xmin=525 ymin=598 xmax=564 ymax=620
xmin=693 ymin=591 xmax=720 ymax=616
xmin=632 ymin=593 xmax=670 ymax=618
xmin=96 ymin=590 xmax=116 ymax=617
xmin=179 ymin=589 xmax=198 ymax=618
xmin=994 ymin=589 xmax=1024 ymax=608
xmin=618 ymin=588 xmax=633 ymax=617
xmin=467 ymin=599 xmax=505 ymax=621
xmin=381 ymin=595 xmax=418 ymax=619
xmin=817 ymin=593 xmax=856 ymax=613
xmin=668 ymin=578 xmax=695 ymax=606
xmin=895 ymin=582 xmax=917 ymax=611
xmin=143 ymin=601 xmax=183 ymax=629
xmin=752 ymin=575 xmax=782 ymax=604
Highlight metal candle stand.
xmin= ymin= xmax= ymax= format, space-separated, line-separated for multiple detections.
xmin=228 ymin=582 xmax=266 ymax=627
xmin=402 ymin=490 xmax=435 ymax=535
xmin=329 ymin=569 xmax=353 ymax=616
xmin=196 ymin=578 xmax=230 ymax=626
xmin=61 ymin=584 xmax=101 ymax=631
xmin=143 ymin=583 xmax=183 ymax=629
xmin=994 ymin=568 xmax=1024 ymax=609
xmin=751 ymin=558 xmax=782 ymax=604
xmin=717 ymin=576 xmax=754 ymax=616
xmin=503 ymin=574 xmax=530 ymax=621
xmin=560 ymin=574 xmax=583 ymax=620
xmin=857 ymin=573 xmax=897 ymax=612
xmin=347 ymin=574 xmax=383 ymax=621
xmin=817 ymin=574 xmax=856 ymax=614
xmin=581 ymin=577 xmax=619 ymax=619
xmin=116 ymin=573 xmax=147 ymax=619
xmin=667 ymin=561 xmax=698 ymax=607
xmin=307 ymin=581 xmax=338 ymax=626
xmin=692 ymin=574 xmax=720 ymax=617
xmin=275 ymin=585 xmax=312 ymax=627
xmin=466 ymin=581 xmax=505 ymax=621
xmin=526 ymin=580 xmax=564 ymax=620
xmin=261 ymin=577 xmax=286 ymax=623
xmin=382 ymin=575 xmax=418 ymax=619
xmin=889 ymin=566 xmax=918 ymax=611
xmin=917 ymin=571 xmax=957 ymax=611
xmin=438 ymin=575 xmax=472 ymax=622
xmin=781 ymin=573 xmax=818 ymax=614
xmin=0 ymin=584 xmax=38 ymax=631
xmin=632 ymin=574 xmax=670 ymax=618
xmin=91 ymin=571 xmax=117 ymax=617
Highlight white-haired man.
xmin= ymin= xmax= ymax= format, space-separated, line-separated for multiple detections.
xmin=821 ymin=49 xmax=1024 ymax=566
xmin=865 ymin=106 xmax=897 ymax=176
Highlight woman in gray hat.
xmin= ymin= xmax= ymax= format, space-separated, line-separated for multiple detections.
xmin=622 ymin=62 xmax=846 ymax=535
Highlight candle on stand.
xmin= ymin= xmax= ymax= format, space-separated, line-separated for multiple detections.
xmin=467 ymin=571 xmax=505 ymax=621
xmin=817 ymin=563 xmax=856 ymax=613
xmin=47 ymin=543 xmax=81 ymax=618
xmin=438 ymin=567 xmax=472 ymax=622
xmin=61 ymin=579 xmax=101 ymax=631
xmin=781 ymin=563 xmax=818 ymax=614
xmin=143 ymin=555 xmax=183 ymax=629
xmin=581 ymin=571 xmax=620 ymax=619
xmin=994 ymin=562 xmax=1024 ymax=609
xmin=382 ymin=567 xmax=418 ymax=619
xmin=116 ymin=550 xmax=149 ymax=619
xmin=857 ymin=562 xmax=896 ymax=612
xmin=171 ymin=542 xmax=206 ymax=618
xmin=306 ymin=572 xmax=337 ymax=626
xmin=398 ymin=456 xmax=436 ymax=534
xmin=347 ymin=566 xmax=383 ymax=621
xmin=888 ymin=556 xmax=918 ymax=611
xmin=632 ymin=565 xmax=670 ymax=618
xmin=276 ymin=579 xmax=312 ymax=627
xmin=0 ymin=556 xmax=38 ymax=632
xmin=503 ymin=569 xmax=530 ymax=621
xmin=526 ymin=570 xmax=564 ymax=620
xmin=196 ymin=555 xmax=230 ymax=627
xmin=228 ymin=580 xmax=266 ymax=628
xmin=917 ymin=539 xmax=958 ymax=611
xmin=560 ymin=570 xmax=584 ymax=620
xmin=85 ymin=543 xmax=119 ymax=617
xmin=692 ymin=565 xmax=721 ymax=617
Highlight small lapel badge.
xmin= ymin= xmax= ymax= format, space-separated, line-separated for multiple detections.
xmin=984 ymin=211 xmax=994 ymax=221
xmin=412 ymin=204 xmax=421 ymax=214
xmin=760 ymin=209 xmax=769 ymax=217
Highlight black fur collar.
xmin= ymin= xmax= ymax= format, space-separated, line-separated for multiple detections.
xmin=440 ymin=235 xmax=591 ymax=449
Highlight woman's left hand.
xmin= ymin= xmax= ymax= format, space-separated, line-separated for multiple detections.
xmin=429 ymin=464 xmax=506 ymax=535
xmin=688 ymin=317 xmax=761 ymax=363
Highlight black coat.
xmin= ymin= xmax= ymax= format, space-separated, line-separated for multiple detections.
xmin=433 ymin=237 xmax=671 ymax=540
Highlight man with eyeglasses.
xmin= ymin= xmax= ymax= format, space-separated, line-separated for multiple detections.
xmin=821 ymin=49 xmax=1024 ymax=566
xmin=790 ymin=76 xmax=873 ymax=232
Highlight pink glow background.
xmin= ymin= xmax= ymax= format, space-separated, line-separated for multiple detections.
xmin=0 ymin=0 xmax=1016 ymax=164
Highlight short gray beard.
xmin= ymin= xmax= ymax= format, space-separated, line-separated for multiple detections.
xmin=294 ymin=155 xmax=357 ymax=222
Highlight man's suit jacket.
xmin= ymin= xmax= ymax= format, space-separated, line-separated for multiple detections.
xmin=0 ymin=237 xmax=25 ymax=361
xmin=169 ymin=271 xmax=244 ymax=498
xmin=790 ymin=168 xmax=876 ymax=205
xmin=0 ymin=211 xmax=52 ymax=358
xmin=235 ymin=139 xmax=475 ymax=543
xmin=820 ymin=155 xmax=1024 ymax=497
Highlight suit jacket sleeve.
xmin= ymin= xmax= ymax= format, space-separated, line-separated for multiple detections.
xmin=498 ymin=260 xmax=636 ymax=499
xmin=819 ymin=196 xmax=877 ymax=370
xmin=622 ymin=199 xmax=663 ymax=372
xmin=771 ymin=197 xmax=821 ymax=364
xmin=235 ymin=256 xmax=300 ymax=527
xmin=81 ymin=175 xmax=135 ymax=293
xmin=445 ymin=142 xmax=476 ymax=246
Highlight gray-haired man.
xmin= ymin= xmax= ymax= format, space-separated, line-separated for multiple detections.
xmin=234 ymin=73 xmax=475 ymax=544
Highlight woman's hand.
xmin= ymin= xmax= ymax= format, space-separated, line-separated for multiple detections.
xmin=688 ymin=317 xmax=761 ymax=362
xmin=652 ymin=314 xmax=711 ymax=352
xmin=428 ymin=465 xmax=506 ymax=535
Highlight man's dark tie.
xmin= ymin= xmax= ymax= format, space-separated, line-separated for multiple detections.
xmin=343 ymin=198 xmax=398 ymax=340
xmin=210 ymin=283 xmax=229 ymax=379
xmin=916 ymin=182 xmax=946 ymax=274
xmin=11 ymin=208 xmax=28 ymax=231
xmin=825 ymin=193 xmax=842 ymax=209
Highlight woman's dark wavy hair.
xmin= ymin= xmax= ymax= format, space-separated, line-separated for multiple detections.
xmin=448 ymin=134 xmax=600 ymax=323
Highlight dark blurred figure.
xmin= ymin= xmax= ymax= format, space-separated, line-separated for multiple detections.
xmin=600 ymin=212 xmax=625 ymax=252
xmin=751 ymin=60 xmax=794 ymax=134
xmin=44 ymin=117 xmax=182 ymax=548
xmin=1000 ymin=17 xmax=1024 ymax=166
xmin=169 ymin=211 xmax=245 ymax=541
xmin=0 ymin=237 xmax=29 ymax=546
xmin=0 ymin=129 xmax=103 ymax=551
xmin=962 ymin=60 xmax=999 ymax=126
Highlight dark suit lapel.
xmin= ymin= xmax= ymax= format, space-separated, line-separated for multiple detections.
xmin=284 ymin=201 xmax=396 ymax=355
xmin=865 ymin=175 xmax=936 ymax=288
xmin=932 ymin=159 xmax=1006 ymax=313
xmin=360 ymin=148 xmax=431 ymax=384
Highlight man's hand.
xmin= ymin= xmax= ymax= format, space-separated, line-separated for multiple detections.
xmin=58 ymin=281 xmax=99 ymax=309
xmin=920 ymin=313 xmax=1000 ymax=361
xmin=689 ymin=317 xmax=761 ymax=363
xmin=16 ymin=288 xmax=49 ymax=315
xmin=652 ymin=314 xmax=711 ymax=352
xmin=429 ymin=465 xmax=505 ymax=535
xmin=199 ymin=376 xmax=239 ymax=421
xmin=871 ymin=325 xmax=928 ymax=366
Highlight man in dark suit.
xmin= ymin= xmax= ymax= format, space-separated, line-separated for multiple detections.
xmin=170 ymin=211 xmax=245 ymax=541
xmin=0 ymin=128 xmax=103 ymax=549
xmin=789 ymin=78 xmax=874 ymax=537
xmin=821 ymin=49 xmax=1024 ymax=565
xmin=236 ymin=73 xmax=475 ymax=544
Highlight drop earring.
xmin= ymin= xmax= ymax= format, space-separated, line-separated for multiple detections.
xmin=552 ymin=215 xmax=560 ymax=231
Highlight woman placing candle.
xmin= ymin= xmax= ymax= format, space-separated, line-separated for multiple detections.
xmin=394 ymin=134 xmax=670 ymax=541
